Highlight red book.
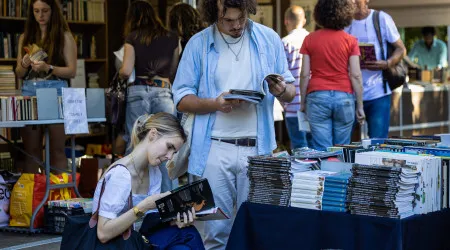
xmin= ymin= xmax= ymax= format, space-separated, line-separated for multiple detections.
xmin=359 ymin=43 xmax=376 ymax=69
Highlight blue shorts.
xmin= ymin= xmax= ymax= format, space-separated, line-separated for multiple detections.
xmin=22 ymin=80 xmax=68 ymax=97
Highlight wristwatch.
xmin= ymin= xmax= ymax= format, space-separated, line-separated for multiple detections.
xmin=132 ymin=207 xmax=145 ymax=218
xmin=47 ymin=64 xmax=54 ymax=75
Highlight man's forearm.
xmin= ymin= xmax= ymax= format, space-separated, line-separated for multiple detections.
xmin=388 ymin=47 xmax=405 ymax=66
xmin=277 ymin=83 xmax=296 ymax=102
xmin=177 ymin=94 xmax=218 ymax=115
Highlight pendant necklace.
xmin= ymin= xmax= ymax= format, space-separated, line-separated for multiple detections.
xmin=219 ymin=28 xmax=246 ymax=61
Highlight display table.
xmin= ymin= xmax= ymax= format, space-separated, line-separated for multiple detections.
xmin=390 ymin=83 xmax=450 ymax=137
xmin=0 ymin=118 xmax=106 ymax=233
xmin=226 ymin=202 xmax=450 ymax=250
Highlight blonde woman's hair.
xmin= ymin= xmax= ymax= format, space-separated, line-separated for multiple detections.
xmin=129 ymin=112 xmax=186 ymax=149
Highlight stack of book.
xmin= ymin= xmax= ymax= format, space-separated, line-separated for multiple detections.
xmin=355 ymin=151 xmax=441 ymax=214
xmin=87 ymin=73 xmax=100 ymax=88
xmin=247 ymin=156 xmax=291 ymax=206
xmin=290 ymin=170 xmax=337 ymax=210
xmin=347 ymin=164 xmax=419 ymax=219
xmin=322 ymin=172 xmax=351 ymax=212
xmin=0 ymin=65 xmax=17 ymax=96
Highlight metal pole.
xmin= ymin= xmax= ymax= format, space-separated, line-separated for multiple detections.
xmin=72 ymin=135 xmax=82 ymax=197
xmin=29 ymin=126 xmax=51 ymax=232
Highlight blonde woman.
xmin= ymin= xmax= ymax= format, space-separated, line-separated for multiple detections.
xmin=92 ymin=113 xmax=204 ymax=249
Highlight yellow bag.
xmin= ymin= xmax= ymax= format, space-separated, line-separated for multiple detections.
xmin=49 ymin=173 xmax=71 ymax=201
xmin=9 ymin=173 xmax=78 ymax=228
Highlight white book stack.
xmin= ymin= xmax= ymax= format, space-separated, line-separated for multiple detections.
xmin=290 ymin=170 xmax=337 ymax=210
xmin=88 ymin=73 xmax=100 ymax=88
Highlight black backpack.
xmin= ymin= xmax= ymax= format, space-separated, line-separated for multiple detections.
xmin=373 ymin=10 xmax=408 ymax=92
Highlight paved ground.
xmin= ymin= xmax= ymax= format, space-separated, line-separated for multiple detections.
xmin=0 ymin=232 xmax=60 ymax=250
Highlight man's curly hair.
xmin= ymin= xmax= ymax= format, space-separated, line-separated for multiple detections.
xmin=314 ymin=0 xmax=355 ymax=30
xmin=200 ymin=0 xmax=257 ymax=25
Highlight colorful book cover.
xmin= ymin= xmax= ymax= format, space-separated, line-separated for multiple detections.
xmin=359 ymin=43 xmax=376 ymax=69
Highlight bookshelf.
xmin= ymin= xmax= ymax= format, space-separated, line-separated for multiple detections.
xmin=0 ymin=0 xmax=109 ymax=90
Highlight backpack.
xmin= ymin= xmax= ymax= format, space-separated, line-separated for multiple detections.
xmin=373 ymin=10 xmax=408 ymax=92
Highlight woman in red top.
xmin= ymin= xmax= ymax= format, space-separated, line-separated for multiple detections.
xmin=299 ymin=0 xmax=365 ymax=151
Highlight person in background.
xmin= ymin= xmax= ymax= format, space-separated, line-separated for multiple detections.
xmin=15 ymin=0 xmax=77 ymax=173
xmin=171 ymin=0 xmax=296 ymax=248
xmin=300 ymin=0 xmax=365 ymax=151
xmin=408 ymin=26 xmax=448 ymax=70
xmin=282 ymin=5 xmax=310 ymax=149
xmin=92 ymin=112 xmax=204 ymax=249
xmin=345 ymin=0 xmax=406 ymax=138
xmin=168 ymin=3 xmax=206 ymax=58
xmin=119 ymin=0 xmax=180 ymax=192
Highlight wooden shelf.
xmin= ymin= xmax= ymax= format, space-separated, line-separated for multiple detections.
xmin=0 ymin=58 xmax=106 ymax=62
xmin=0 ymin=17 xmax=105 ymax=25
xmin=0 ymin=58 xmax=16 ymax=62
xmin=0 ymin=17 xmax=25 ymax=21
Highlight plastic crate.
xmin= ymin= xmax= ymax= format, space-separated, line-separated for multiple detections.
xmin=44 ymin=205 xmax=90 ymax=234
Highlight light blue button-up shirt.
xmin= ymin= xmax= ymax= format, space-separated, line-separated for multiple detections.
xmin=408 ymin=38 xmax=448 ymax=69
xmin=172 ymin=20 xmax=294 ymax=176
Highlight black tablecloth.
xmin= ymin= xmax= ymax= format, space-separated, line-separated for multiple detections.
xmin=226 ymin=202 xmax=450 ymax=250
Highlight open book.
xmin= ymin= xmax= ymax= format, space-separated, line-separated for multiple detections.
xmin=359 ymin=43 xmax=376 ymax=69
xmin=155 ymin=179 xmax=229 ymax=222
xmin=223 ymin=73 xmax=282 ymax=103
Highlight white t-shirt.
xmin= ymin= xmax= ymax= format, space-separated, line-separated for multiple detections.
xmin=344 ymin=10 xmax=400 ymax=101
xmin=92 ymin=165 xmax=162 ymax=219
xmin=212 ymin=25 xmax=257 ymax=138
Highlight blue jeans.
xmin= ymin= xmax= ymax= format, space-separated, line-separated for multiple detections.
xmin=124 ymin=85 xmax=177 ymax=192
xmin=146 ymin=226 xmax=205 ymax=250
xmin=285 ymin=116 xmax=309 ymax=149
xmin=306 ymin=91 xmax=355 ymax=151
xmin=364 ymin=94 xmax=391 ymax=138
xmin=22 ymin=80 xmax=68 ymax=96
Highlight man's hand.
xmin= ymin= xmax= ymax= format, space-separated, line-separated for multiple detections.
xmin=300 ymin=101 xmax=306 ymax=113
xmin=365 ymin=60 xmax=390 ymax=71
xmin=267 ymin=75 xmax=287 ymax=97
xmin=215 ymin=92 xmax=242 ymax=113
xmin=31 ymin=60 xmax=50 ymax=73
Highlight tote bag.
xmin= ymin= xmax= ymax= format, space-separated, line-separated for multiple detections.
xmin=60 ymin=165 xmax=152 ymax=249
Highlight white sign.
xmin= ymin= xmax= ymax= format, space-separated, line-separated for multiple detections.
xmin=62 ymin=88 xmax=89 ymax=134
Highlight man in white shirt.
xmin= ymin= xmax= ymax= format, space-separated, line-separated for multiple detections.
xmin=282 ymin=6 xmax=310 ymax=149
xmin=345 ymin=0 xmax=406 ymax=138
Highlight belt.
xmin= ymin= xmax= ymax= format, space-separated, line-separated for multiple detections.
xmin=211 ymin=138 xmax=256 ymax=147
xmin=131 ymin=78 xmax=171 ymax=89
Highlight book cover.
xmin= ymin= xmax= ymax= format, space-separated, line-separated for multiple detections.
xmin=155 ymin=179 xmax=229 ymax=222
xmin=359 ymin=43 xmax=376 ymax=69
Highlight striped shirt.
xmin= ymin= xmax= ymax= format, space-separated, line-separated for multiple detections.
xmin=282 ymin=28 xmax=309 ymax=117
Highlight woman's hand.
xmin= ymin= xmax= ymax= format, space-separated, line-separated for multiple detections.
xmin=172 ymin=207 xmax=196 ymax=229
xmin=22 ymin=54 xmax=31 ymax=68
xmin=356 ymin=106 xmax=366 ymax=125
xmin=31 ymin=60 xmax=50 ymax=73
xmin=300 ymin=101 xmax=306 ymax=113
xmin=138 ymin=191 xmax=171 ymax=211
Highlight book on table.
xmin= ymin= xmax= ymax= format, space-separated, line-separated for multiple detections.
xmin=155 ymin=178 xmax=229 ymax=222
xmin=359 ymin=43 xmax=376 ymax=69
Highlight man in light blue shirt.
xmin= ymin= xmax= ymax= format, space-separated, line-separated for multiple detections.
xmin=172 ymin=1 xmax=295 ymax=248
xmin=409 ymin=26 xmax=448 ymax=69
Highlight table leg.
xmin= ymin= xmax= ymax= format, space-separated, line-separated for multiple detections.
xmin=71 ymin=135 xmax=81 ymax=197
xmin=29 ymin=126 xmax=51 ymax=231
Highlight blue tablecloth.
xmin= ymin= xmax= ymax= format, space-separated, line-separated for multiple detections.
xmin=226 ymin=202 xmax=450 ymax=250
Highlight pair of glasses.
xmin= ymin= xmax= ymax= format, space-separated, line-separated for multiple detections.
xmin=220 ymin=16 xmax=247 ymax=27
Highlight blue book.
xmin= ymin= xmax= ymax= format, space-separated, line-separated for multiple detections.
xmin=324 ymin=187 xmax=347 ymax=194
xmin=322 ymin=191 xmax=346 ymax=199
xmin=322 ymin=200 xmax=346 ymax=207
xmin=325 ymin=173 xmax=351 ymax=184
xmin=324 ymin=182 xmax=348 ymax=190
xmin=323 ymin=205 xmax=347 ymax=212
xmin=322 ymin=195 xmax=346 ymax=203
